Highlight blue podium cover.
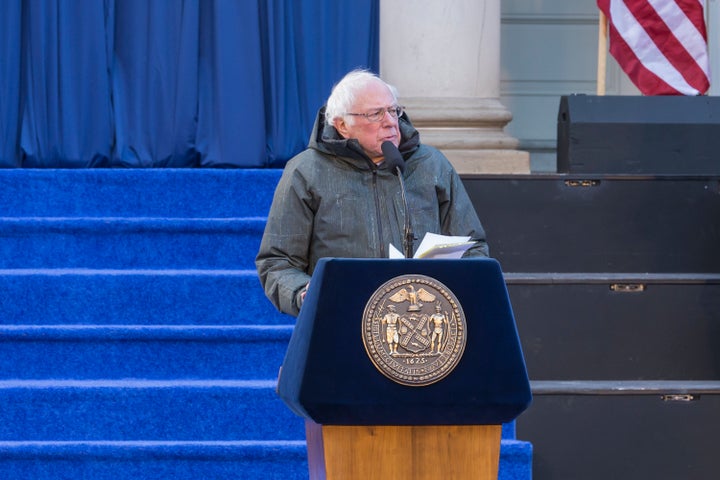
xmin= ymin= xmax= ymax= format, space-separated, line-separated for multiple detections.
xmin=277 ymin=258 xmax=531 ymax=425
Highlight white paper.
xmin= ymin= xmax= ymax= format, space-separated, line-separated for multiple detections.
xmin=388 ymin=243 xmax=405 ymax=259
xmin=389 ymin=232 xmax=476 ymax=259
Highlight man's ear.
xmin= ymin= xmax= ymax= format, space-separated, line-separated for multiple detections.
xmin=333 ymin=117 xmax=350 ymax=139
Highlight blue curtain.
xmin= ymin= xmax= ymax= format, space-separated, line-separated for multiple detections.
xmin=259 ymin=0 xmax=379 ymax=167
xmin=0 ymin=0 xmax=23 ymax=167
xmin=0 ymin=0 xmax=378 ymax=168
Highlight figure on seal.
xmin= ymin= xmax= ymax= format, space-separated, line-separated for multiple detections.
xmin=429 ymin=303 xmax=448 ymax=354
xmin=381 ymin=304 xmax=400 ymax=354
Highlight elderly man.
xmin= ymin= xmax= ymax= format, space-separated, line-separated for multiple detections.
xmin=256 ymin=69 xmax=488 ymax=316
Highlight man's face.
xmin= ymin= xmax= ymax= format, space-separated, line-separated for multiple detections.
xmin=333 ymin=81 xmax=400 ymax=164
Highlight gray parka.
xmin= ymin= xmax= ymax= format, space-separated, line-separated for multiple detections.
xmin=255 ymin=108 xmax=489 ymax=316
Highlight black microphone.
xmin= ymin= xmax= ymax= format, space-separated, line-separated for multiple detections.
xmin=381 ymin=141 xmax=414 ymax=258
xmin=382 ymin=140 xmax=404 ymax=175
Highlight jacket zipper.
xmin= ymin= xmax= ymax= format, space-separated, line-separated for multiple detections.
xmin=371 ymin=169 xmax=386 ymax=258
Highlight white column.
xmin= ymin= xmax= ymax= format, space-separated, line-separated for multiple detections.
xmin=380 ymin=0 xmax=529 ymax=173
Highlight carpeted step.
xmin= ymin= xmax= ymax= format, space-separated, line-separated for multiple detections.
xmin=0 ymin=166 xmax=533 ymax=479
xmin=0 ymin=380 xmax=304 ymax=441
xmin=0 ymin=439 xmax=530 ymax=480
xmin=0 ymin=325 xmax=292 ymax=380
xmin=0 ymin=169 xmax=282 ymax=218
xmin=0 ymin=441 xmax=308 ymax=480
xmin=0 ymin=217 xmax=265 ymax=269
xmin=0 ymin=379 xmax=524 ymax=442
xmin=499 ymin=440 xmax=533 ymax=480
xmin=0 ymin=268 xmax=290 ymax=325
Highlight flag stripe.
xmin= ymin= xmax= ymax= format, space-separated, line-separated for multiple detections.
xmin=675 ymin=0 xmax=707 ymax=35
xmin=598 ymin=0 xmax=710 ymax=95
xmin=607 ymin=19 xmax=679 ymax=94
xmin=647 ymin=0 xmax=709 ymax=69
xmin=638 ymin=0 xmax=709 ymax=90
xmin=608 ymin=0 xmax=701 ymax=94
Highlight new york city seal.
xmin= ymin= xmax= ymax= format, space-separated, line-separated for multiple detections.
xmin=362 ymin=274 xmax=467 ymax=386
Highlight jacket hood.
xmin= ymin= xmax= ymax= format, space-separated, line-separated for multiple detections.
xmin=307 ymin=106 xmax=421 ymax=168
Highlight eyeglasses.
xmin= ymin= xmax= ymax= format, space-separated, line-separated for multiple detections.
xmin=345 ymin=105 xmax=404 ymax=123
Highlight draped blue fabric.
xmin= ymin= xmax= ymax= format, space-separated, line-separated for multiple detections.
xmin=21 ymin=0 xmax=114 ymax=167
xmin=0 ymin=0 xmax=23 ymax=167
xmin=112 ymin=0 xmax=201 ymax=168
xmin=0 ymin=0 xmax=378 ymax=168
xmin=259 ymin=0 xmax=379 ymax=167
xmin=197 ymin=0 xmax=266 ymax=168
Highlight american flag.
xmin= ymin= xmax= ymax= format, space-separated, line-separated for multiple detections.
xmin=598 ymin=0 xmax=710 ymax=95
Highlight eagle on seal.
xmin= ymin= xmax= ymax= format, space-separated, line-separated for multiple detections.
xmin=389 ymin=284 xmax=436 ymax=312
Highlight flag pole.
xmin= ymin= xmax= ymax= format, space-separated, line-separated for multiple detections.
xmin=597 ymin=11 xmax=608 ymax=95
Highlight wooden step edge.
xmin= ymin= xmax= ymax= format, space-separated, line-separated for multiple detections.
xmin=504 ymin=272 xmax=720 ymax=284
xmin=531 ymin=380 xmax=720 ymax=395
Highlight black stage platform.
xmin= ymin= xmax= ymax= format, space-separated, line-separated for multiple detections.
xmin=462 ymin=174 xmax=720 ymax=479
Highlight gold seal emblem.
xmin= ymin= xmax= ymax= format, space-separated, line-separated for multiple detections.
xmin=362 ymin=274 xmax=467 ymax=386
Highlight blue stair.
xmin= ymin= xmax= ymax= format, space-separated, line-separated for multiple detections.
xmin=0 ymin=169 xmax=531 ymax=479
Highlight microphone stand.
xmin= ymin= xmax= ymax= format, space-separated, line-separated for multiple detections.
xmin=381 ymin=140 xmax=414 ymax=258
xmin=395 ymin=167 xmax=414 ymax=258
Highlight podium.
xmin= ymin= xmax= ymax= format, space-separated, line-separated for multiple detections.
xmin=277 ymin=258 xmax=531 ymax=480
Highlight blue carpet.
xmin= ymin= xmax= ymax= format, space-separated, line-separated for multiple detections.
xmin=0 ymin=381 xmax=304 ymax=440
xmin=0 ymin=325 xmax=293 ymax=379
xmin=0 ymin=217 xmax=265 ymax=269
xmin=0 ymin=169 xmax=531 ymax=479
xmin=0 ymin=441 xmax=309 ymax=480
xmin=0 ymin=169 xmax=282 ymax=217
xmin=0 ymin=269 xmax=289 ymax=325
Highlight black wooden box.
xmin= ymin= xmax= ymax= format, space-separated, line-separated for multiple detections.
xmin=557 ymin=94 xmax=720 ymax=175
xmin=462 ymin=174 xmax=720 ymax=273
xmin=505 ymin=274 xmax=720 ymax=381
xmin=462 ymin=173 xmax=720 ymax=480
xmin=518 ymin=387 xmax=720 ymax=480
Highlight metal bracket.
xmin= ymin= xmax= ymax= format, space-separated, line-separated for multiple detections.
xmin=564 ymin=179 xmax=600 ymax=187
xmin=661 ymin=394 xmax=698 ymax=402
xmin=610 ymin=283 xmax=646 ymax=292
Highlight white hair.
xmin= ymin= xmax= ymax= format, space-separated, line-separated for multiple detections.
xmin=324 ymin=69 xmax=398 ymax=126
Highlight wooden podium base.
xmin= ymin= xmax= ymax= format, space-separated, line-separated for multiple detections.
xmin=305 ymin=421 xmax=501 ymax=480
